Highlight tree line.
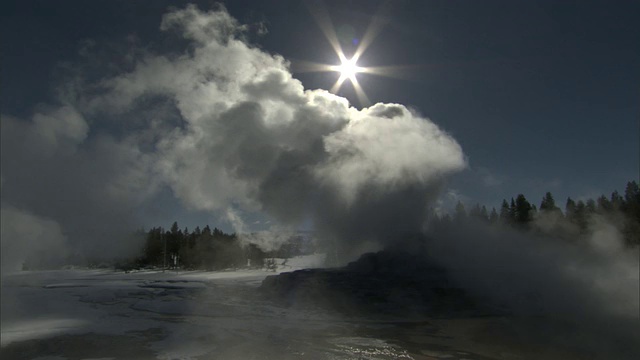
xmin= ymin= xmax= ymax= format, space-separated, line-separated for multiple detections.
xmin=434 ymin=180 xmax=640 ymax=246
xmin=124 ymin=223 xmax=309 ymax=271
xmin=126 ymin=180 xmax=640 ymax=271
xmin=23 ymin=181 xmax=638 ymax=271
xmin=136 ymin=223 xmax=250 ymax=270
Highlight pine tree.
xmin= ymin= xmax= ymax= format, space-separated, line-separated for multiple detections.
xmin=585 ymin=199 xmax=596 ymax=214
xmin=480 ymin=205 xmax=489 ymax=222
xmin=540 ymin=192 xmax=560 ymax=213
xmin=469 ymin=203 xmax=484 ymax=220
xmin=624 ymin=181 xmax=640 ymax=204
xmin=170 ymin=221 xmax=179 ymax=235
xmin=454 ymin=201 xmax=467 ymax=222
xmin=499 ymin=199 xmax=510 ymax=223
xmin=489 ymin=207 xmax=499 ymax=223
xmin=623 ymin=181 xmax=640 ymax=246
xmin=143 ymin=227 xmax=164 ymax=267
xmin=596 ymin=195 xmax=612 ymax=213
xmin=509 ymin=198 xmax=517 ymax=223
xmin=565 ymin=197 xmax=577 ymax=218
xmin=574 ymin=200 xmax=588 ymax=233
xmin=514 ymin=194 xmax=533 ymax=225
xmin=611 ymin=191 xmax=624 ymax=211
xmin=166 ymin=222 xmax=182 ymax=268
xmin=440 ymin=213 xmax=452 ymax=226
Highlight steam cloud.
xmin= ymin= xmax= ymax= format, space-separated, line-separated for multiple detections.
xmin=423 ymin=217 xmax=639 ymax=358
xmin=1 ymin=6 xmax=637 ymax=356
xmin=0 ymin=5 xmax=466 ymax=268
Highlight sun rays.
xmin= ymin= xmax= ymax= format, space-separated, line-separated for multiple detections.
xmin=289 ymin=1 xmax=403 ymax=108
xmin=330 ymin=54 xmax=363 ymax=83
xmin=328 ymin=54 xmax=365 ymax=101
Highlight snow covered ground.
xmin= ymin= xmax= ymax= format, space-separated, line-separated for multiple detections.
xmin=1 ymin=255 xmax=631 ymax=360
xmin=0 ymin=264 xmax=414 ymax=359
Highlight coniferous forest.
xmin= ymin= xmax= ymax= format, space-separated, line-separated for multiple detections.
xmin=24 ymin=180 xmax=638 ymax=271
xmin=433 ymin=180 xmax=640 ymax=247
xmin=107 ymin=224 xmax=311 ymax=272
xmin=141 ymin=180 xmax=639 ymax=270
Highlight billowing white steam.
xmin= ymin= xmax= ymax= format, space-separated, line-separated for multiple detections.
xmin=0 ymin=205 xmax=68 ymax=273
xmin=0 ymin=5 xmax=465 ymax=266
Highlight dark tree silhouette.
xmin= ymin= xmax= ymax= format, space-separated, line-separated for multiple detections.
xmin=499 ymin=199 xmax=511 ymax=224
xmin=489 ymin=207 xmax=499 ymax=224
xmin=454 ymin=201 xmax=467 ymax=222
xmin=514 ymin=194 xmax=533 ymax=226
xmin=540 ymin=192 xmax=561 ymax=214
xmin=429 ymin=180 xmax=639 ymax=248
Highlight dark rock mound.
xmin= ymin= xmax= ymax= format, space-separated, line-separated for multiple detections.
xmin=260 ymin=249 xmax=498 ymax=318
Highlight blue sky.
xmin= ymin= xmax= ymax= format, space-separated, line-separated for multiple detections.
xmin=2 ymin=0 xmax=639 ymax=234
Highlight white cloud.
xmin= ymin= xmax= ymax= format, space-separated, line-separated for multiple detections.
xmin=160 ymin=4 xmax=245 ymax=45
xmin=30 ymin=105 xmax=88 ymax=152
xmin=87 ymin=6 xmax=465 ymax=216
xmin=316 ymin=104 xmax=465 ymax=203
xmin=2 ymin=5 xmax=467 ymax=257
xmin=0 ymin=205 xmax=68 ymax=273
xmin=1 ymin=111 xmax=153 ymax=262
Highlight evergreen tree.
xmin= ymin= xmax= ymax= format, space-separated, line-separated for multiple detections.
xmin=499 ymin=199 xmax=510 ymax=223
xmin=469 ymin=203 xmax=485 ymax=221
xmin=622 ymin=181 xmax=640 ymax=245
xmin=509 ymin=198 xmax=517 ymax=223
xmin=198 ymin=225 xmax=215 ymax=269
xmin=480 ymin=205 xmax=489 ymax=222
xmin=585 ymin=199 xmax=596 ymax=214
xmin=624 ymin=181 xmax=639 ymax=204
xmin=170 ymin=221 xmax=179 ymax=234
xmin=143 ymin=227 xmax=164 ymax=267
xmin=454 ymin=201 xmax=467 ymax=222
xmin=489 ymin=207 xmax=499 ymax=224
xmin=165 ymin=222 xmax=182 ymax=268
xmin=514 ymin=194 xmax=533 ymax=225
xmin=562 ymin=197 xmax=581 ymax=237
xmin=565 ymin=197 xmax=577 ymax=218
xmin=596 ymin=195 xmax=612 ymax=213
xmin=611 ymin=191 xmax=624 ymax=211
xmin=574 ymin=200 xmax=588 ymax=233
xmin=540 ymin=192 xmax=560 ymax=214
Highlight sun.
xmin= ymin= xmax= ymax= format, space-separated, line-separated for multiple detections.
xmin=291 ymin=1 xmax=398 ymax=107
xmin=330 ymin=56 xmax=363 ymax=82
xmin=326 ymin=54 xmax=369 ymax=103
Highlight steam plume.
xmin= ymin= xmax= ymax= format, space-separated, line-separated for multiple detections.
xmin=1 ymin=4 xmax=466 ymax=266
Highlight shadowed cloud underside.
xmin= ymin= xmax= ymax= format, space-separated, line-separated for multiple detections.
xmin=1 ymin=4 xmax=466 ymax=269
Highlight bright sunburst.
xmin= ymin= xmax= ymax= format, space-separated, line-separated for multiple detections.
xmin=331 ymin=55 xmax=363 ymax=82
xmin=290 ymin=2 xmax=416 ymax=107
xmin=288 ymin=2 xmax=395 ymax=107
xmin=327 ymin=53 xmax=368 ymax=105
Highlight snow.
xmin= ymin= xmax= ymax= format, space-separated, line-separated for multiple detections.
xmin=2 ymin=318 xmax=89 ymax=345
xmin=3 ymin=256 xmax=392 ymax=360
xmin=271 ymin=253 xmax=326 ymax=272
xmin=2 ymin=255 xmax=635 ymax=359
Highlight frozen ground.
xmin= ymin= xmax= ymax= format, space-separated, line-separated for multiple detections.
xmin=0 ymin=255 xmax=632 ymax=360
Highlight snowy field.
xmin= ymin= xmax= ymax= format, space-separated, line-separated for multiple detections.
xmin=0 ymin=255 xmax=622 ymax=360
